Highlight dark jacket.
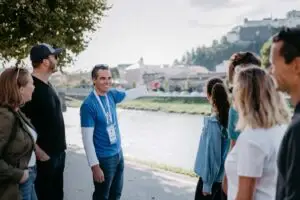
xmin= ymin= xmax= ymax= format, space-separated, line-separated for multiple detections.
xmin=0 ymin=106 xmax=35 ymax=200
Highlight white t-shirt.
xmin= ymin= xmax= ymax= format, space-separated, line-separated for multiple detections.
xmin=225 ymin=125 xmax=287 ymax=200
xmin=25 ymin=124 xmax=37 ymax=167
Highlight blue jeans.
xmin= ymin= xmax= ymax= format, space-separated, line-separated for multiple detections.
xmin=19 ymin=166 xmax=38 ymax=200
xmin=93 ymin=152 xmax=124 ymax=200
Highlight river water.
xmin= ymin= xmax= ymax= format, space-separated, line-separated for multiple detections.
xmin=64 ymin=107 xmax=204 ymax=171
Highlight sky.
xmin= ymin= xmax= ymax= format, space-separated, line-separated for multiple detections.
xmin=72 ymin=0 xmax=300 ymax=71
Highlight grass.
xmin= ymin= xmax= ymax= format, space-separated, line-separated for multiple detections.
xmin=66 ymin=96 xmax=212 ymax=115
xmin=118 ymin=98 xmax=212 ymax=115
xmin=65 ymin=96 xmax=83 ymax=107
xmin=125 ymin=156 xmax=197 ymax=177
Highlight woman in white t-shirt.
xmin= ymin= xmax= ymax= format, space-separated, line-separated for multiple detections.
xmin=225 ymin=66 xmax=290 ymax=200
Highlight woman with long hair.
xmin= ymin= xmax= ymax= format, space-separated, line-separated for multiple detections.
xmin=0 ymin=67 xmax=49 ymax=200
xmin=226 ymin=51 xmax=262 ymax=147
xmin=222 ymin=52 xmax=262 ymax=196
xmin=225 ymin=67 xmax=290 ymax=200
xmin=194 ymin=77 xmax=230 ymax=200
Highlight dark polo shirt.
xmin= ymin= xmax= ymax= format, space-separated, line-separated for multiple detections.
xmin=276 ymin=103 xmax=300 ymax=200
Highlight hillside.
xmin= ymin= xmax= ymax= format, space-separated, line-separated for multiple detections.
xmin=175 ymin=27 xmax=283 ymax=71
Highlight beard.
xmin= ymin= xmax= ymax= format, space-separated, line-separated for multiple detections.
xmin=49 ymin=60 xmax=58 ymax=73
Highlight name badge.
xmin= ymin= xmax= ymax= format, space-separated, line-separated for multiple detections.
xmin=107 ymin=124 xmax=117 ymax=144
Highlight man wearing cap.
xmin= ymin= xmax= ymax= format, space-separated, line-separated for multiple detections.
xmin=21 ymin=43 xmax=66 ymax=200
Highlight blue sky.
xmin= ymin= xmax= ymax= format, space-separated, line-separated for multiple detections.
xmin=73 ymin=0 xmax=300 ymax=70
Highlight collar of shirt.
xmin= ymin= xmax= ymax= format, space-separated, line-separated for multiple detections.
xmin=294 ymin=102 xmax=300 ymax=114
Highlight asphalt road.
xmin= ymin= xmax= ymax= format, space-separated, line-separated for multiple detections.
xmin=64 ymin=144 xmax=197 ymax=200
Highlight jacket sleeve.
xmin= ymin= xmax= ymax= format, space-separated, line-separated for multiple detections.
xmin=0 ymin=111 xmax=24 ymax=184
xmin=228 ymin=107 xmax=240 ymax=141
xmin=201 ymin=119 xmax=222 ymax=193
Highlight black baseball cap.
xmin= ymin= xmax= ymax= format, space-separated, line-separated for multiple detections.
xmin=30 ymin=43 xmax=63 ymax=63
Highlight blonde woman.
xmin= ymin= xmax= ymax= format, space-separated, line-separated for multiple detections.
xmin=225 ymin=67 xmax=290 ymax=200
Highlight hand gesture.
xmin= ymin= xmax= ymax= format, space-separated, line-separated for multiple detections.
xmin=19 ymin=170 xmax=29 ymax=184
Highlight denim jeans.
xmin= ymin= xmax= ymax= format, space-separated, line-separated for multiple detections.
xmin=19 ymin=166 xmax=38 ymax=200
xmin=93 ymin=152 xmax=124 ymax=200
xmin=35 ymin=151 xmax=66 ymax=200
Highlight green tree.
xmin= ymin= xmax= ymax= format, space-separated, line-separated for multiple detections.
xmin=220 ymin=36 xmax=229 ymax=45
xmin=0 ymin=0 xmax=109 ymax=68
xmin=173 ymin=59 xmax=180 ymax=66
xmin=260 ymin=39 xmax=272 ymax=68
xmin=212 ymin=39 xmax=218 ymax=47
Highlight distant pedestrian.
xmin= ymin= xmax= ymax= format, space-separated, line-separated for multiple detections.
xmin=194 ymin=77 xmax=230 ymax=200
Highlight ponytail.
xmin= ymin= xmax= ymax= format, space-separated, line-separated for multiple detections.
xmin=211 ymin=83 xmax=230 ymax=128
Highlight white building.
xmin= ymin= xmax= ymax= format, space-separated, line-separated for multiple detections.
xmin=244 ymin=10 xmax=300 ymax=28
xmin=226 ymin=10 xmax=300 ymax=43
xmin=122 ymin=58 xmax=209 ymax=87
xmin=215 ymin=60 xmax=229 ymax=73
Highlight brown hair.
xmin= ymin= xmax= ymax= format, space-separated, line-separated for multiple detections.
xmin=228 ymin=52 xmax=261 ymax=85
xmin=233 ymin=67 xmax=290 ymax=130
xmin=0 ymin=67 xmax=31 ymax=109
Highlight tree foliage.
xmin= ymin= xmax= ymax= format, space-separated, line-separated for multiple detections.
xmin=260 ymin=39 xmax=272 ymax=68
xmin=0 ymin=0 xmax=109 ymax=68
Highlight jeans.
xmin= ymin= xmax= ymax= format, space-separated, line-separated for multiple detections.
xmin=35 ymin=151 xmax=66 ymax=200
xmin=93 ymin=152 xmax=124 ymax=200
xmin=19 ymin=166 xmax=38 ymax=200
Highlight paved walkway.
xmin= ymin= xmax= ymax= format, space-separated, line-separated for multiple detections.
xmin=64 ymin=145 xmax=197 ymax=200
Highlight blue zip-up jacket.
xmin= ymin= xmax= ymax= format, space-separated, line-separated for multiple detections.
xmin=194 ymin=115 xmax=230 ymax=193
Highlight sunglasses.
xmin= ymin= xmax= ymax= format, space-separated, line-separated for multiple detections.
xmin=15 ymin=66 xmax=26 ymax=81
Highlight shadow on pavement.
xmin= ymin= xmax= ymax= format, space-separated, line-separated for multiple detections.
xmin=64 ymin=145 xmax=196 ymax=200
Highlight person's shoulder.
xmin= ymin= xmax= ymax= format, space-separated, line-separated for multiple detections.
xmin=203 ymin=115 xmax=220 ymax=131
xmin=229 ymin=106 xmax=238 ymax=116
xmin=80 ymin=93 xmax=95 ymax=110
xmin=32 ymin=76 xmax=44 ymax=87
xmin=0 ymin=106 xmax=14 ymax=120
xmin=236 ymin=128 xmax=265 ymax=152
xmin=289 ymin=113 xmax=300 ymax=131
xmin=276 ymin=124 xmax=288 ymax=133
xmin=204 ymin=115 xmax=219 ymax=124
xmin=284 ymin=116 xmax=300 ymax=141
xmin=238 ymin=128 xmax=261 ymax=142
xmin=238 ymin=127 xmax=276 ymax=148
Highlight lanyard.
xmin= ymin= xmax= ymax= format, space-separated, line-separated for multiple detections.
xmin=93 ymin=90 xmax=113 ymax=124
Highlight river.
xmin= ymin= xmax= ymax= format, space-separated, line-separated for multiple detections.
xmin=64 ymin=107 xmax=204 ymax=171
